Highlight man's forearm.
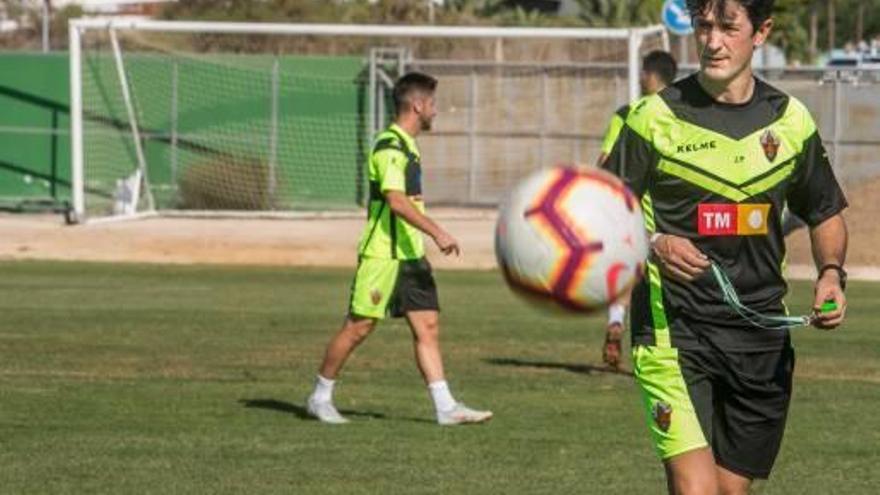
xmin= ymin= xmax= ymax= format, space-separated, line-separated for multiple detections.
xmin=386 ymin=191 xmax=444 ymax=240
xmin=809 ymin=213 xmax=848 ymax=268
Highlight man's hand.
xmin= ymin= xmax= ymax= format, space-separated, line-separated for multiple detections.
xmin=811 ymin=270 xmax=846 ymax=330
xmin=433 ymin=230 xmax=461 ymax=256
xmin=651 ymin=234 xmax=711 ymax=282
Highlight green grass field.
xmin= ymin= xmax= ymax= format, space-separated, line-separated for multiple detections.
xmin=1 ymin=261 xmax=878 ymax=494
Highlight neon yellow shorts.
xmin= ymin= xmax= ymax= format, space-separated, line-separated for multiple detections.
xmin=632 ymin=345 xmax=708 ymax=460
xmin=348 ymin=257 xmax=439 ymax=319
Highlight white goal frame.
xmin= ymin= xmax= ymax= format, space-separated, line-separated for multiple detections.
xmin=68 ymin=18 xmax=669 ymax=223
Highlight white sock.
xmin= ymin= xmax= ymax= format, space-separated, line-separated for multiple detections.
xmin=311 ymin=374 xmax=335 ymax=403
xmin=428 ymin=380 xmax=457 ymax=413
xmin=607 ymin=303 xmax=626 ymax=326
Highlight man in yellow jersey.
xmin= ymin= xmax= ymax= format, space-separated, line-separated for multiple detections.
xmin=604 ymin=1 xmax=848 ymax=493
xmin=306 ymin=72 xmax=492 ymax=426
xmin=597 ymin=50 xmax=678 ymax=370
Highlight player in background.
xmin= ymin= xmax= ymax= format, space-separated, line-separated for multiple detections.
xmin=597 ymin=50 xmax=678 ymax=370
xmin=603 ymin=1 xmax=848 ymax=493
xmin=306 ymin=72 xmax=493 ymax=426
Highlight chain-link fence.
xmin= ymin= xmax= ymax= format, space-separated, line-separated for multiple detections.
xmin=414 ymin=63 xmax=880 ymax=206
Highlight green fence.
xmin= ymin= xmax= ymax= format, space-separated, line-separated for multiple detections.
xmin=0 ymin=53 xmax=71 ymax=209
xmin=0 ymin=52 xmax=372 ymax=213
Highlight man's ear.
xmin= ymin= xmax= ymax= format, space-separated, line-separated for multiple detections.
xmin=411 ymin=95 xmax=424 ymax=115
xmin=753 ymin=18 xmax=773 ymax=48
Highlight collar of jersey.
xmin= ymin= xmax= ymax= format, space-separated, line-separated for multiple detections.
xmin=390 ymin=123 xmax=418 ymax=154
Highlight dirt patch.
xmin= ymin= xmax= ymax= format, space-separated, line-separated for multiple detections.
xmin=0 ymin=208 xmax=498 ymax=270
xmin=1 ymin=177 xmax=876 ymax=272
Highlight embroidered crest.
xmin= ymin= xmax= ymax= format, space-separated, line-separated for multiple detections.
xmin=760 ymin=129 xmax=781 ymax=162
xmin=652 ymin=401 xmax=672 ymax=432
xmin=370 ymin=289 xmax=382 ymax=305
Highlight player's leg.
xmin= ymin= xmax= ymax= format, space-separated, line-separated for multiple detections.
xmin=664 ymin=448 xmax=719 ymax=495
xmin=712 ymin=346 xmax=795 ymax=492
xmin=307 ymin=257 xmax=398 ymax=424
xmin=405 ymin=309 xmax=445 ymax=383
xmin=397 ymin=258 xmax=492 ymax=425
xmin=405 ymin=309 xmax=492 ymax=425
xmin=603 ymin=302 xmax=627 ymax=368
xmin=307 ymin=316 xmax=377 ymax=424
xmin=634 ymin=345 xmax=717 ymax=494
xmin=716 ymin=466 xmax=751 ymax=495
xmin=317 ymin=316 xmax=378 ymax=380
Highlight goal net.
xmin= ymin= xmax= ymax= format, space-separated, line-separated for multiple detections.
xmin=69 ymin=19 xmax=668 ymax=222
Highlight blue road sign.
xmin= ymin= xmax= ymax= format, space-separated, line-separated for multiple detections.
xmin=662 ymin=0 xmax=693 ymax=36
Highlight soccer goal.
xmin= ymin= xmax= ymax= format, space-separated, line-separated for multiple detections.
xmin=68 ymin=19 xmax=668 ymax=223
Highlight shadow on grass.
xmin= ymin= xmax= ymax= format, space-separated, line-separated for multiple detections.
xmin=484 ymin=357 xmax=633 ymax=377
xmin=238 ymin=399 xmax=435 ymax=424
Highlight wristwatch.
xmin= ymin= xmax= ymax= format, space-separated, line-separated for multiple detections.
xmin=818 ymin=264 xmax=847 ymax=291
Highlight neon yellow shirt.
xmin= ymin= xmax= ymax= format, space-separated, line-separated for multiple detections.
xmin=357 ymin=124 xmax=426 ymax=260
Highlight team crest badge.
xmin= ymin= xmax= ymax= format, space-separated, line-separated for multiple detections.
xmin=370 ymin=289 xmax=382 ymax=305
xmin=652 ymin=401 xmax=672 ymax=432
xmin=760 ymin=129 xmax=781 ymax=162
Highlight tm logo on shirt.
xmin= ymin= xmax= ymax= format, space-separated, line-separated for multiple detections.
xmin=698 ymin=203 xmax=770 ymax=236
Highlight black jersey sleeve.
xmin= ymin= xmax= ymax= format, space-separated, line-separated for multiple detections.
xmin=786 ymin=131 xmax=848 ymax=226
xmin=601 ymin=124 xmax=658 ymax=198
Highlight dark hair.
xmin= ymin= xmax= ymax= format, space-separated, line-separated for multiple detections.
xmin=686 ymin=0 xmax=774 ymax=31
xmin=392 ymin=72 xmax=438 ymax=115
xmin=642 ymin=50 xmax=678 ymax=86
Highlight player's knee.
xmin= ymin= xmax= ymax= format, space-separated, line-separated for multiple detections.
xmin=667 ymin=465 xmax=718 ymax=495
xmin=672 ymin=478 xmax=718 ymax=495
xmin=718 ymin=482 xmax=750 ymax=495
xmin=415 ymin=319 xmax=440 ymax=344
xmin=344 ymin=319 xmax=375 ymax=343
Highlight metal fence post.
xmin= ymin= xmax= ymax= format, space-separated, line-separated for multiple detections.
xmin=573 ymin=72 xmax=581 ymax=165
xmin=170 ymin=60 xmax=179 ymax=192
xmin=540 ymin=69 xmax=548 ymax=168
xmin=832 ymin=74 xmax=842 ymax=175
xmin=468 ymin=68 xmax=478 ymax=203
xmin=268 ymin=57 xmax=279 ymax=208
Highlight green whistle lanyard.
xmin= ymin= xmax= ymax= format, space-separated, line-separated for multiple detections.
xmin=710 ymin=262 xmax=812 ymax=330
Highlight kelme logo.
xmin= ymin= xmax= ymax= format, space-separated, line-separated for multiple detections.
xmin=677 ymin=141 xmax=717 ymax=154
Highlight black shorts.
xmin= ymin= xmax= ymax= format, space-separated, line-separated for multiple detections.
xmin=682 ymin=345 xmax=795 ymax=479
xmin=387 ymin=258 xmax=440 ymax=318
xmin=634 ymin=344 xmax=795 ymax=480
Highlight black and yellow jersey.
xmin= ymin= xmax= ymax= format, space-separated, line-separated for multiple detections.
xmin=604 ymin=74 xmax=847 ymax=351
xmin=357 ymin=124 xmax=426 ymax=260
xmin=599 ymin=103 xmax=633 ymax=155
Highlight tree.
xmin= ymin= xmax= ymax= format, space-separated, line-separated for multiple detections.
xmin=769 ymin=0 xmax=810 ymax=64
xmin=573 ymin=0 xmax=661 ymax=27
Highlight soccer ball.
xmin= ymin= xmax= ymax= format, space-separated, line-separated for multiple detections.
xmin=495 ymin=165 xmax=649 ymax=313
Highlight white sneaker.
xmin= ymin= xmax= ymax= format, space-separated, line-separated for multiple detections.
xmin=307 ymin=397 xmax=350 ymax=424
xmin=437 ymin=402 xmax=493 ymax=426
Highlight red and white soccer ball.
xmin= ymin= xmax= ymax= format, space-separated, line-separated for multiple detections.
xmin=495 ymin=165 xmax=649 ymax=313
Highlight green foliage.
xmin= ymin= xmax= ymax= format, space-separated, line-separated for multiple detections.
xmin=770 ymin=0 xmax=811 ymax=63
xmin=574 ymin=0 xmax=661 ymax=27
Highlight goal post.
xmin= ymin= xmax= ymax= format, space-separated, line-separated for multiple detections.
xmin=68 ymin=18 xmax=669 ymax=223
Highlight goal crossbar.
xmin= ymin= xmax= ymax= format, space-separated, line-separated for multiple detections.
xmin=70 ymin=18 xmax=665 ymax=41
xmin=68 ymin=18 xmax=669 ymax=223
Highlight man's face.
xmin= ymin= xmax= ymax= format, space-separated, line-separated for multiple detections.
xmin=413 ymin=93 xmax=437 ymax=131
xmin=640 ymin=71 xmax=660 ymax=95
xmin=694 ymin=1 xmax=771 ymax=84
